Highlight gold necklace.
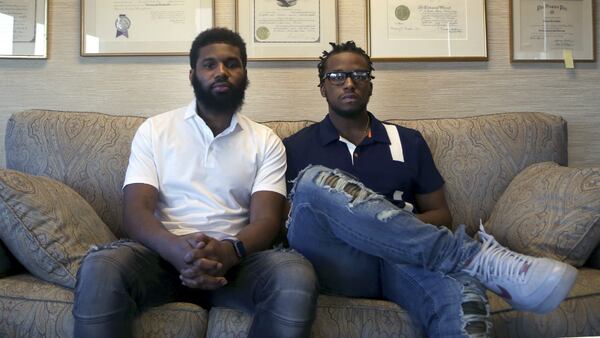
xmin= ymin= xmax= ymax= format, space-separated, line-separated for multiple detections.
xmin=365 ymin=114 xmax=372 ymax=138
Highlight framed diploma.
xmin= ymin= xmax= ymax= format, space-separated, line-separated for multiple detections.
xmin=236 ymin=0 xmax=338 ymax=60
xmin=510 ymin=0 xmax=595 ymax=62
xmin=367 ymin=0 xmax=488 ymax=61
xmin=81 ymin=0 xmax=214 ymax=56
xmin=0 ymin=0 xmax=47 ymax=59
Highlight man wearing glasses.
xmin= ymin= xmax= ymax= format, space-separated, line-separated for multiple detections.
xmin=283 ymin=41 xmax=576 ymax=338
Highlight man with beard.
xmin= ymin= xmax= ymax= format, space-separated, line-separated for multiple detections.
xmin=283 ymin=41 xmax=576 ymax=338
xmin=73 ymin=28 xmax=318 ymax=338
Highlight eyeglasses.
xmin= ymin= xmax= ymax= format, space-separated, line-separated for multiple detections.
xmin=323 ymin=71 xmax=372 ymax=85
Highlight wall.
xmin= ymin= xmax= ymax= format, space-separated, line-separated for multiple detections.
xmin=1 ymin=0 xmax=599 ymax=168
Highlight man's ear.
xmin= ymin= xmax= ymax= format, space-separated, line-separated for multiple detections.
xmin=320 ymin=85 xmax=327 ymax=97
xmin=189 ymin=69 xmax=194 ymax=82
xmin=368 ymin=82 xmax=373 ymax=97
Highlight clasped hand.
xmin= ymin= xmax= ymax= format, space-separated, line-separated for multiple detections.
xmin=175 ymin=233 xmax=238 ymax=290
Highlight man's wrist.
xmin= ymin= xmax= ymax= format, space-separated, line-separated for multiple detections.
xmin=222 ymin=237 xmax=247 ymax=259
xmin=154 ymin=232 xmax=179 ymax=259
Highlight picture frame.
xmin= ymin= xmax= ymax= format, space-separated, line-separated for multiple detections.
xmin=0 ymin=0 xmax=48 ymax=59
xmin=510 ymin=0 xmax=595 ymax=62
xmin=367 ymin=0 xmax=488 ymax=61
xmin=81 ymin=0 xmax=214 ymax=56
xmin=236 ymin=0 xmax=338 ymax=61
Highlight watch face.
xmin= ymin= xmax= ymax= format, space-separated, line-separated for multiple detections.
xmin=224 ymin=238 xmax=246 ymax=258
xmin=233 ymin=240 xmax=246 ymax=258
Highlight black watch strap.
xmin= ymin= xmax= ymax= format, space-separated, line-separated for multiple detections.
xmin=223 ymin=238 xmax=246 ymax=259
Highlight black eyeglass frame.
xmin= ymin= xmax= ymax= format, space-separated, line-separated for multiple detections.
xmin=322 ymin=70 xmax=373 ymax=85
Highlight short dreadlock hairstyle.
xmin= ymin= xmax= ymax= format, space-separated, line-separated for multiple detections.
xmin=317 ymin=41 xmax=374 ymax=87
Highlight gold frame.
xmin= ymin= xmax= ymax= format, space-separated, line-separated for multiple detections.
xmin=235 ymin=0 xmax=338 ymax=61
xmin=0 ymin=0 xmax=48 ymax=59
xmin=367 ymin=0 xmax=488 ymax=61
xmin=510 ymin=0 xmax=595 ymax=62
xmin=81 ymin=0 xmax=214 ymax=56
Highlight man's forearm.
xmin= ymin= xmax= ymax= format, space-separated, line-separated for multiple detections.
xmin=235 ymin=191 xmax=286 ymax=255
xmin=234 ymin=220 xmax=280 ymax=255
xmin=124 ymin=211 xmax=177 ymax=256
xmin=123 ymin=183 xmax=191 ymax=270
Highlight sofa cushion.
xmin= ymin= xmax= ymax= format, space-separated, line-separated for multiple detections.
xmin=485 ymin=162 xmax=600 ymax=266
xmin=0 ymin=274 xmax=208 ymax=338
xmin=6 ymin=111 xmax=566 ymax=237
xmin=488 ymin=268 xmax=600 ymax=337
xmin=207 ymin=294 xmax=423 ymax=338
xmin=390 ymin=112 xmax=567 ymax=235
xmin=5 ymin=110 xmax=146 ymax=237
xmin=0 ymin=169 xmax=116 ymax=288
xmin=206 ymin=270 xmax=600 ymax=338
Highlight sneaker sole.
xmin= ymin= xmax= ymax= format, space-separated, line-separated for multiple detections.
xmin=521 ymin=264 xmax=578 ymax=314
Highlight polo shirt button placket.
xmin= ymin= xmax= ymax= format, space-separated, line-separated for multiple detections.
xmin=205 ymin=142 xmax=216 ymax=168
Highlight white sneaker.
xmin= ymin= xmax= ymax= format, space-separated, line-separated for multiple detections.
xmin=463 ymin=222 xmax=577 ymax=314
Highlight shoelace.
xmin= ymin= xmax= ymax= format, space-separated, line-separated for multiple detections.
xmin=465 ymin=223 xmax=533 ymax=284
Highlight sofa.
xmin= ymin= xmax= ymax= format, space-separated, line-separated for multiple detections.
xmin=1 ymin=109 xmax=599 ymax=338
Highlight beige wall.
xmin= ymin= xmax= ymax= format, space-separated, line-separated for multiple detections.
xmin=1 ymin=0 xmax=599 ymax=168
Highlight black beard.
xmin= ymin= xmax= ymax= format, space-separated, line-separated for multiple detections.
xmin=191 ymin=75 xmax=248 ymax=112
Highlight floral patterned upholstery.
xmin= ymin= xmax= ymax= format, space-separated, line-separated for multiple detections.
xmin=485 ymin=162 xmax=600 ymax=267
xmin=0 ymin=274 xmax=207 ymax=337
xmin=207 ymin=295 xmax=425 ymax=338
xmin=488 ymin=268 xmax=600 ymax=337
xmin=5 ymin=110 xmax=145 ymax=238
xmin=1 ymin=110 xmax=598 ymax=337
xmin=389 ymin=113 xmax=567 ymax=235
xmin=0 ymin=169 xmax=117 ymax=288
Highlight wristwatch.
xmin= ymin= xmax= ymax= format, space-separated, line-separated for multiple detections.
xmin=222 ymin=237 xmax=247 ymax=259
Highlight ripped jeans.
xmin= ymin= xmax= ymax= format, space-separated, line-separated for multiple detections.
xmin=287 ymin=165 xmax=491 ymax=338
xmin=73 ymin=240 xmax=318 ymax=338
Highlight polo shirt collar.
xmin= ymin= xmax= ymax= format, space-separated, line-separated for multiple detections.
xmin=184 ymin=100 xmax=197 ymax=119
xmin=316 ymin=115 xmax=340 ymax=146
xmin=184 ymin=100 xmax=242 ymax=135
xmin=317 ymin=112 xmax=391 ymax=146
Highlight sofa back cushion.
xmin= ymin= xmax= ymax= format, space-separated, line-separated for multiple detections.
xmin=265 ymin=113 xmax=567 ymax=234
xmin=6 ymin=110 xmax=567 ymax=237
xmin=6 ymin=110 xmax=145 ymax=237
xmin=389 ymin=112 xmax=567 ymax=234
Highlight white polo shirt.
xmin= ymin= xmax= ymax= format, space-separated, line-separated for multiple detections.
xmin=124 ymin=100 xmax=287 ymax=239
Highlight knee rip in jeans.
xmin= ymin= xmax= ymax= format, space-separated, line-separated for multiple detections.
xmin=86 ymin=238 xmax=135 ymax=255
xmin=457 ymin=281 xmax=492 ymax=338
xmin=314 ymin=170 xmax=379 ymax=207
xmin=75 ymin=239 xmax=136 ymax=288
xmin=375 ymin=209 xmax=405 ymax=222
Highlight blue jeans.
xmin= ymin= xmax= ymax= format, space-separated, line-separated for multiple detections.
xmin=73 ymin=240 xmax=318 ymax=338
xmin=287 ymin=165 xmax=490 ymax=338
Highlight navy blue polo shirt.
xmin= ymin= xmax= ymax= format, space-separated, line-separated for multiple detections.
xmin=283 ymin=113 xmax=444 ymax=213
